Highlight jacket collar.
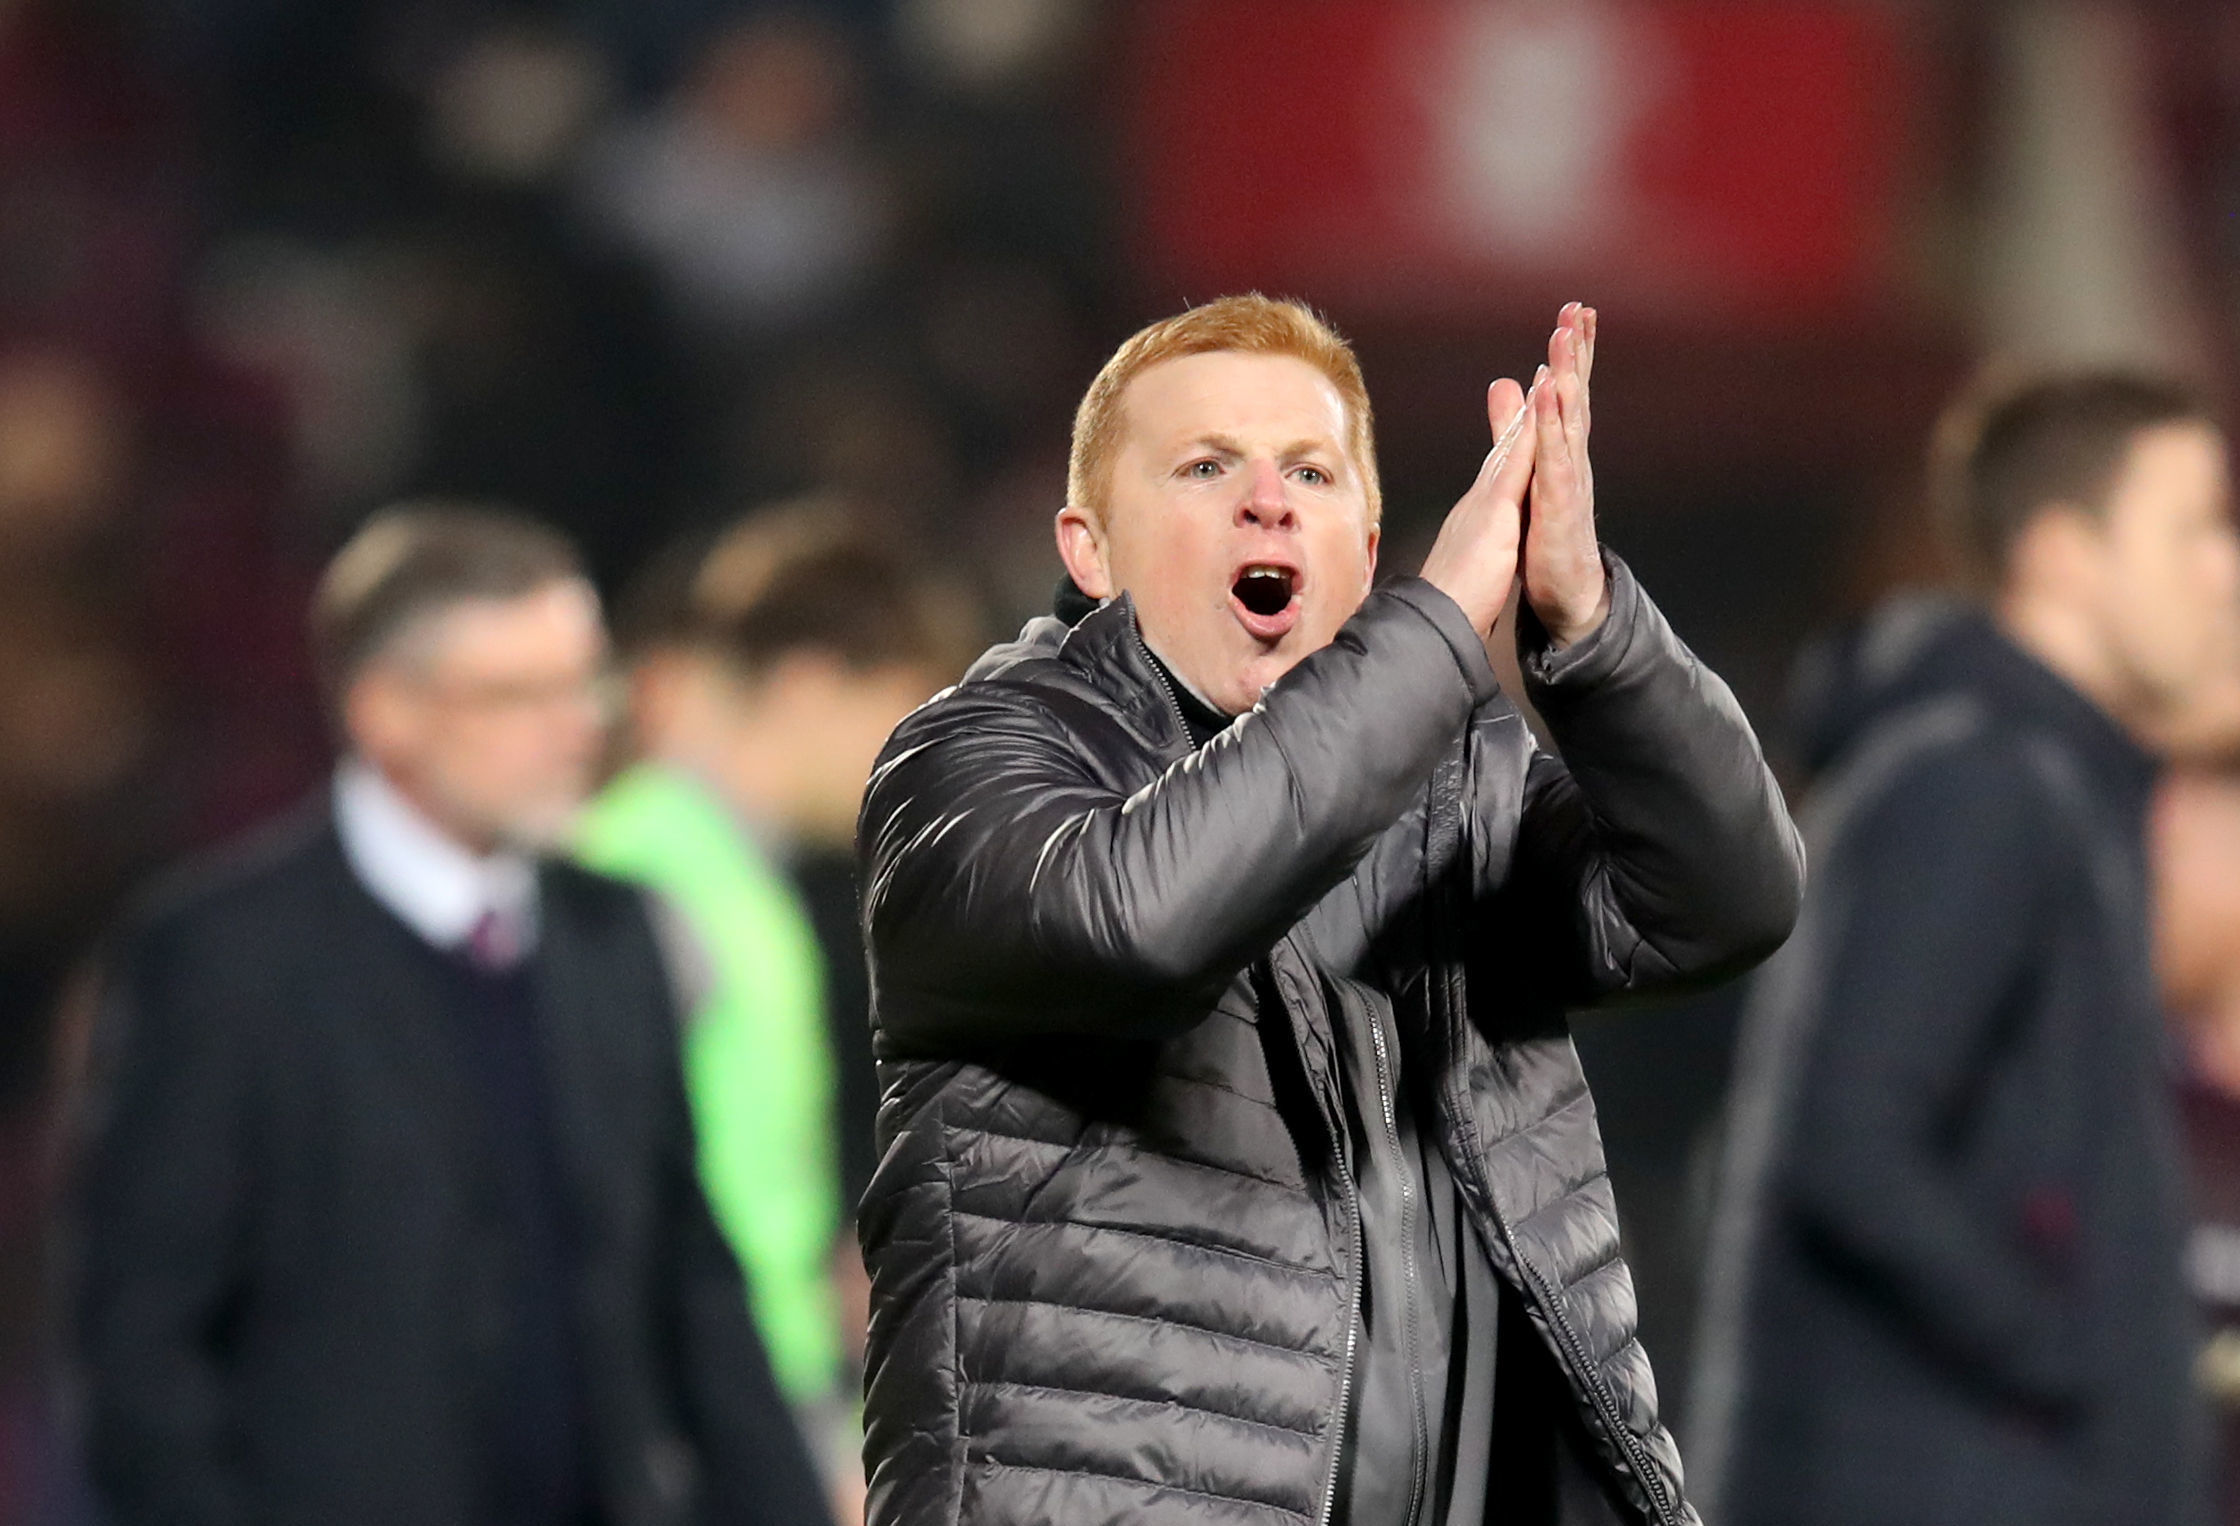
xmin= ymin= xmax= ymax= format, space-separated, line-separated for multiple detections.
xmin=1972 ymin=617 xmax=2161 ymax=828
xmin=1044 ymin=592 xmax=1198 ymax=761
xmin=1800 ymin=598 xmax=2160 ymax=832
xmin=332 ymin=759 xmax=540 ymax=957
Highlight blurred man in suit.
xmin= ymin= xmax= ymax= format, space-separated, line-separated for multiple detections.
xmin=1695 ymin=375 xmax=2238 ymax=1525
xmin=74 ymin=506 xmax=831 ymax=1526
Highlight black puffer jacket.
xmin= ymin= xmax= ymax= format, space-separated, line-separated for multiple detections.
xmin=857 ymin=561 xmax=1803 ymax=1526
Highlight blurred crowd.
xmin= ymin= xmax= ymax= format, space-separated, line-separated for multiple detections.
xmin=0 ymin=0 xmax=1112 ymax=1517
xmin=14 ymin=0 xmax=2240 ymax=1522
xmin=0 ymin=0 xmax=1114 ymax=1044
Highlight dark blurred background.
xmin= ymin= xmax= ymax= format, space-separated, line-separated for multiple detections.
xmin=8 ymin=0 xmax=2240 ymax=1518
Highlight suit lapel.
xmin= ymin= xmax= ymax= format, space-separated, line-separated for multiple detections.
xmin=528 ymin=868 xmax=625 ymax=1235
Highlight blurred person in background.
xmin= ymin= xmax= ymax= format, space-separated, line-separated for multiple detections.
xmin=577 ymin=11 xmax=889 ymax=347
xmin=856 ymin=295 xmax=1803 ymax=1526
xmin=1694 ymin=374 xmax=2239 ymax=1526
xmin=2151 ymin=766 xmax=2240 ymax=1523
xmin=578 ymin=500 xmax=971 ymax=1522
xmin=73 ymin=507 xmax=830 ymax=1526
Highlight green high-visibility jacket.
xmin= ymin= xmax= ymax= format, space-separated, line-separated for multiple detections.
xmin=578 ymin=764 xmax=842 ymax=1405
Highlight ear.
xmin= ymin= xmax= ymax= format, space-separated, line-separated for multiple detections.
xmin=2008 ymin=503 xmax=2106 ymax=605
xmin=1363 ymin=524 xmax=1381 ymax=598
xmin=343 ymin=668 xmax=411 ymax=766
xmin=761 ymin=647 xmax=850 ymax=711
xmin=625 ymin=649 xmax=695 ymax=752
xmin=1055 ymin=505 xmax=1114 ymax=599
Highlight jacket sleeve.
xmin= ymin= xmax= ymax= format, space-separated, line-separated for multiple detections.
xmin=861 ymin=580 xmax=1500 ymax=1048
xmin=75 ymin=921 xmax=255 ymax=1526
xmin=1775 ymin=739 xmax=2082 ymax=1410
xmin=659 ymin=1002 xmax=836 ymax=1526
xmin=1476 ymin=554 xmax=1804 ymax=1004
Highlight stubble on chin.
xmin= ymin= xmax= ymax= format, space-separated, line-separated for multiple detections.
xmin=494 ymin=793 xmax=587 ymax=854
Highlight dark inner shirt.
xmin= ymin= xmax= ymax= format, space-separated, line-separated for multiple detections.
xmin=1140 ymin=638 xmax=1508 ymax=1526
xmin=1327 ymin=972 xmax=1480 ymax=1526
xmin=416 ymin=940 xmax=595 ymax=1526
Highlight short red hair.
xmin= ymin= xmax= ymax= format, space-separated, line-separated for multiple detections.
xmin=1067 ymin=293 xmax=1381 ymax=526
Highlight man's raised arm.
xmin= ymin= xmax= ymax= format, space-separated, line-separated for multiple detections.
xmin=863 ymin=577 xmax=1499 ymax=1049
xmin=1481 ymin=561 xmax=1805 ymax=1003
xmin=1459 ymin=307 xmax=1802 ymax=999
xmin=862 ymin=385 xmax=1543 ymax=1050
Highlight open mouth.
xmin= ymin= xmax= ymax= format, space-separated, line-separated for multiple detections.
xmin=1233 ymin=565 xmax=1297 ymax=618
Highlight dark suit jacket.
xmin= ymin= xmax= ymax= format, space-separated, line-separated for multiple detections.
xmin=1697 ymin=604 xmax=2201 ymax=1526
xmin=74 ymin=803 xmax=833 ymax=1526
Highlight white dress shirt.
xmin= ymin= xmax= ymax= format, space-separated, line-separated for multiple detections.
xmin=333 ymin=760 xmax=540 ymax=958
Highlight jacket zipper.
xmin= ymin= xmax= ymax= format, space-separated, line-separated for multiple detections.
xmin=1313 ymin=1157 xmax=1363 ymax=1526
xmin=1266 ymin=946 xmax=1362 ymax=1526
xmin=1486 ymin=1197 xmax=1682 ymax=1526
xmin=1136 ymin=633 xmax=1195 ymax=747
xmin=1367 ymin=1005 xmax=1429 ymax=1526
xmin=1150 ymin=641 xmax=1374 ymax=1523
xmin=1437 ymin=992 xmax=1684 ymax=1524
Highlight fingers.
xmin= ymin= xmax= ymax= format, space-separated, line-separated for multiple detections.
xmin=1546 ymin=303 xmax=1594 ymax=439
xmin=1560 ymin=301 xmax=1594 ymax=386
xmin=1534 ymin=361 xmax=1569 ymax=473
xmin=1472 ymin=376 xmax=1534 ymax=491
xmin=1484 ymin=376 xmax=1527 ymax=446
xmin=1522 ymin=307 xmax=1606 ymax=645
xmin=1489 ymin=382 xmax=1539 ymax=505
xmin=1559 ymin=350 xmax=1587 ymax=455
xmin=1421 ymin=376 xmax=1542 ymax=633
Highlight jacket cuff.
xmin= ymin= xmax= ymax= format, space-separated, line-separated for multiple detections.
xmin=1517 ymin=549 xmax=1639 ymax=697
xmin=1382 ymin=577 xmax=1503 ymax=707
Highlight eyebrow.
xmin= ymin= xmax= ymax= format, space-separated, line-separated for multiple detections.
xmin=1177 ymin=434 xmax=1344 ymax=465
xmin=1182 ymin=434 xmax=1244 ymax=461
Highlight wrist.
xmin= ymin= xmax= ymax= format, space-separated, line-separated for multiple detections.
xmin=1534 ymin=582 xmax=1610 ymax=649
xmin=1519 ymin=551 xmax=1635 ymax=692
xmin=1417 ymin=568 xmax=1506 ymax=636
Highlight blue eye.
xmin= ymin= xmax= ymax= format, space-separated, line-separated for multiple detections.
xmin=1188 ymin=460 xmax=1220 ymax=479
xmin=1297 ymin=466 xmax=1329 ymax=487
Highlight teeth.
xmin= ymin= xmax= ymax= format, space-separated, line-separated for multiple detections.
xmin=1234 ymin=564 xmax=1296 ymax=617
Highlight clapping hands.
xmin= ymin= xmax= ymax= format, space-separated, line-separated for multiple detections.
xmin=1419 ymin=303 xmax=1609 ymax=647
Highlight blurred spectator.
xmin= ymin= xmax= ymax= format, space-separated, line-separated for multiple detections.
xmin=2154 ymin=768 xmax=2240 ymax=1524
xmin=672 ymin=499 xmax=976 ymax=1201
xmin=578 ymin=12 xmax=890 ymax=345
xmin=1694 ymin=373 xmax=2236 ymax=1525
xmin=72 ymin=507 xmax=829 ymax=1526
xmin=890 ymin=0 xmax=1091 ymax=105
xmin=0 ymin=0 xmax=317 ymax=908
xmin=579 ymin=495 xmax=973 ymax=1359
xmin=0 ymin=351 xmax=152 ymax=988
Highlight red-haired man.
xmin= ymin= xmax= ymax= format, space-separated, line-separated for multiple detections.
xmin=857 ymin=296 xmax=1802 ymax=1526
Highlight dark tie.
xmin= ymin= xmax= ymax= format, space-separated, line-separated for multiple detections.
xmin=467 ymin=907 xmax=524 ymax=973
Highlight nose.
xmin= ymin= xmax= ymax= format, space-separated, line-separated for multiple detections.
xmin=1238 ymin=459 xmax=1297 ymax=531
